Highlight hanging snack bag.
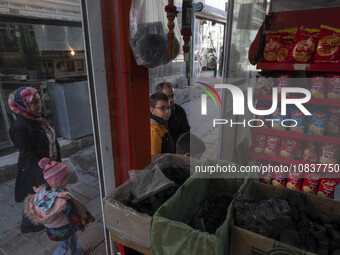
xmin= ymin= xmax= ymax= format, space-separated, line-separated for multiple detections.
xmin=279 ymin=138 xmax=297 ymax=159
xmin=263 ymin=29 xmax=297 ymax=63
xmin=326 ymin=73 xmax=340 ymax=100
xmin=314 ymin=25 xmax=340 ymax=64
xmin=264 ymin=136 xmax=281 ymax=157
xmin=276 ymin=72 xmax=292 ymax=94
xmin=319 ymin=143 xmax=339 ymax=164
xmin=326 ymin=107 xmax=340 ymax=136
xmin=272 ymin=171 xmax=287 ymax=188
xmin=317 ymin=177 xmax=340 ymax=199
xmin=308 ymin=73 xmax=327 ymax=99
xmin=307 ymin=109 xmax=328 ymax=136
xmin=286 ymin=27 xmax=320 ymax=63
xmin=301 ymin=173 xmax=321 ymax=195
xmin=289 ymin=107 xmax=306 ymax=133
xmin=286 ymin=171 xmax=303 ymax=191
xmin=271 ymin=106 xmax=288 ymax=131
xmin=251 ymin=133 xmax=267 ymax=153
xmin=256 ymin=72 xmax=275 ymax=95
xmin=303 ymin=142 xmax=319 ymax=163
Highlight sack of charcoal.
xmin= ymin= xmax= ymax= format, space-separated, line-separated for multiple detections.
xmin=151 ymin=164 xmax=254 ymax=255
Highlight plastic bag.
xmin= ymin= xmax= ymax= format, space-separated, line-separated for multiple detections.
xmin=233 ymin=193 xmax=291 ymax=239
xmin=129 ymin=0 xmax=182 ymax=68
xmin=128 ymin=165 xmax=175 ymax=203
xmin=62 ymin=158 xmax=78 ymax=184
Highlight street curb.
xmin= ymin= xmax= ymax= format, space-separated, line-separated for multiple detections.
xmin=0 ymin=135 xmax=94 ymax=184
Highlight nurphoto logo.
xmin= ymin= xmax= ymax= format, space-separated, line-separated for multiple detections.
xmin=198 ymin=84 xmax=312 ymax=128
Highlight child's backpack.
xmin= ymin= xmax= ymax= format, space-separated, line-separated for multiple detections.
xmin=45 ymin=200 xmax=95 ymax=241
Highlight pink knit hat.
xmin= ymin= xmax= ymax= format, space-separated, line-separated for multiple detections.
xmin=39 ymin=158 xmax=69 ymax=188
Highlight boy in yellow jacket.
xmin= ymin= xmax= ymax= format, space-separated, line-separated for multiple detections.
xmin=150 ymin=93 xmax=175 ymax=155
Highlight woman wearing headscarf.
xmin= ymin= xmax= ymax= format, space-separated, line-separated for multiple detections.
xmin=8 ymin=87 xmax=61 ymax=233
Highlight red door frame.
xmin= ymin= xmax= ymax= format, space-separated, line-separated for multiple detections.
xmin=100 ymin=0 xmax=151 ymax=187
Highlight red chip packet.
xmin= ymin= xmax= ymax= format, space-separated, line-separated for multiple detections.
xmin=286 ymin=27 xmax=320 ymax=63
xmin=263 ymin=29 xmax=297 ymax=63
xmin=314 ymin=25 xmax=340 ymax=63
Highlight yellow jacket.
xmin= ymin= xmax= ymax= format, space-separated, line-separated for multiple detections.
xmin=150 ymin=119 xmax=175 ymax=156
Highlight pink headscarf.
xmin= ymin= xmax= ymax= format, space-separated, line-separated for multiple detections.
xmin=8 ymin=87 xmax=57 ymax=161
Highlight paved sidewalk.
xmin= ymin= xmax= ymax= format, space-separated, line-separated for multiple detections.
xmin=0 ymin=145 xmax=106 ymax=255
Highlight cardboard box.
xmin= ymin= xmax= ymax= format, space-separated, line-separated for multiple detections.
xmin=230 ymin=226 xmax=316 ymax=255
xmin=103 ymin=154 xmax=192 ymax=248
xmin=230 ymin=182 xmax=340 ymax=255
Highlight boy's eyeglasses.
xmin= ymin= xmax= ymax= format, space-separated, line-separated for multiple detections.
xmin=153 ymin=106 xmax=171 ymax=112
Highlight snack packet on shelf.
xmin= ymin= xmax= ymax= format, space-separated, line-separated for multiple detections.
xmin=289 ymin=107 xmax=306 ymax=133
xmin=286 ymin=27 xmax=320 ymax=63
xmin=272 ymin=170 xmax=287 ymax=188
xmin=308 ymin=73 xmax=327 ymax=99
xmin=326 ymin=73 xmax=340 ymax=100
xmin=264 ymin=136 xmax=281 ymax=157
xmin=276 ymin=72 xmax=292 ymax=94
xmin=326 ymin=107 xmax=340 ymax=137
xmin=319 ymin=143 xmax=339 ymax=164
xmin=317 ymin=176 xmax=340 ymax=199
xmin=251 ymin=133 xmax=267 ymax=153
xmin=263 ymin=28 xmax=297 ymax=63
xmin=286 ymin=171 xmax=303 ymax=191
xmin=255 ymin=72 xmax=275 ymax=96
xmin=271 ymin=106 xmax=289 ymax=131
xmin=303 ymin=142 xmax=319 ymax=163
xmin=307 ymin=108 xmax=328 ymax=136
xmin=314 ymin=25 xmax=340 ymax=64
xmin=279 ymin=138 xmax=297 ymax=159
xmin=301 ymin=173 xmax=321 ymax=195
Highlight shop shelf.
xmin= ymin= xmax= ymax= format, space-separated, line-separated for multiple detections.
xmin=254 ymin=94 xmax=340 ymax=107
xmin=250 ymin=127 xmax=340 ymax=145
xmin=247 ymin=151 xmax=329 ymax=171
xmin=257 ymin=63 xmax=340 ymax=73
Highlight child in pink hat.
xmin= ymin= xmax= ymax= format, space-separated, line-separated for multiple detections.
xmin=24 ymin=158 xmax=94 ymax=255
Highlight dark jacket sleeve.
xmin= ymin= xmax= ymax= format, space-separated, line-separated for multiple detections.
xmin=9 ymin=122 xmax=45 ymax=185
xmin=179 ymin=106 xmax=190 ymax=134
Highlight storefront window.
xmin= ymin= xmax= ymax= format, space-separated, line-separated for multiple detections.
xmin=227 ymin=0 xmax=268 ymax=79
xmin=193 ymin=19 xmax=225 ymax=79
xmin=0 ymin=21 xmax=86 ymax=152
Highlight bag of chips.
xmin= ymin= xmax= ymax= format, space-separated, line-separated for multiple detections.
xmin=308 ymin=73 xmax=327 ymax=99
xmin=326 ymin=107 xmax=340 ymax=137
xmin=275 ymin=72 xmax=292 ymax=94
xmin=255 ymin=72 xmax=275 ymax=96
xmin=314 ymin=25 xmax=340 ymax=64
xmin=289 ymin=107 xmax=306 ymax=133
xmin=263 ymin=28 xmax=297 ymax=63
xmin=301 ymin=173 xmax=321 ymax=195
xmin=279 ymin=138 xmax=297 ymax=159
xmin=252 ymin=133 xmax=267 ymax=153
xmin=286 ymin=171 xmax=303 ymax=191
xmin=286 ymin=27 xmax=320 ymax=63
xmin=326 ymin=73 xmax=340 ymax=100
xmin=264 ymin=136 xmax=281 ymax=157
xmin=317 ymin=177 xmax=340 ymax=199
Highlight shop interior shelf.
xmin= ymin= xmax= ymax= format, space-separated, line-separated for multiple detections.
xmin=253 ymin=94 xmax=340 ymax=107
xmin=257 ymin=63 xmax=340 ymax=73
xmin=248 ymin=151 xmax=329 ymax=171
xmin=250 ymin=127 xmax=340 ymax=145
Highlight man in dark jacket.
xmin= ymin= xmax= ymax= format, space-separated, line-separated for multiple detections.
xmin=156 ymin=82 xmax=190 ymax=144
